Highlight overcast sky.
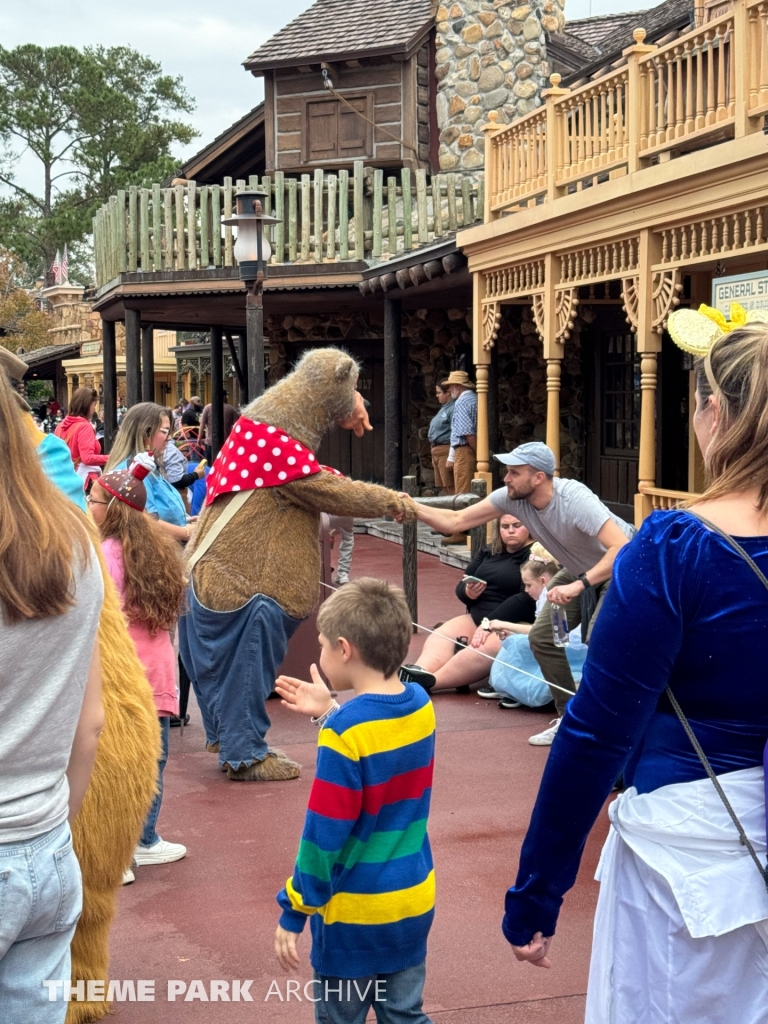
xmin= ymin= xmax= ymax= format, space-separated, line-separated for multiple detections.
xmin=1 ymin=0 xmax=653 ymax=195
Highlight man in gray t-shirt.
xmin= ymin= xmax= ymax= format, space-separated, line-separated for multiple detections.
xmin=408 ymin=441 xmax=632 ymax=745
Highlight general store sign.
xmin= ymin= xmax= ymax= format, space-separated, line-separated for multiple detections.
xmin=711 ymin=270 xmax=768 ymax=313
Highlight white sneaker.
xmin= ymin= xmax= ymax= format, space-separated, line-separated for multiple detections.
xmin=336 ymin=574 xmax=350 ymax=585
xmin=122 ymin=868 xmax=135 ymax=885
xmin=134 ymin=838 xmax=187 ymax=865
xmin=528 ymin=718 xmax=561 ymax=746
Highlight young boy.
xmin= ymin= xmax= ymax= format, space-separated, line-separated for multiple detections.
xmin=274 ymin=578 xmax=436 ymax=1024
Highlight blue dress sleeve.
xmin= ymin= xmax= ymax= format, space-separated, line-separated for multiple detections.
xmin=502 ymin=511 xmax=702 ymax=947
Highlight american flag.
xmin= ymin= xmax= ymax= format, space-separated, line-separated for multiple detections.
xmin=61 ymin=244 xmax=68 ymax=283
xmin=51 ymin=250 xmax=62 ymax=284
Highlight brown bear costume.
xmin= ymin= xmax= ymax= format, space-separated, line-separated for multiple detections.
xmin=181 ymin=347 xmax=417 ymax=781
xmin=0 ymin=346 xmax=159 ymax=1024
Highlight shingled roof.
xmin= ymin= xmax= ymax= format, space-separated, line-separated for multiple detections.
xmin=244 ymin=0 xmax=435 ymax=73
xmin=566 ymin=11 xmax=647 ymax=50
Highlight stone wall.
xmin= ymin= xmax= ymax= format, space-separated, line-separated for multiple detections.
xmin=495 ymin=305 xmax=584 ymax=481
xmin=435 ymin=0 xmax=564 ymax=172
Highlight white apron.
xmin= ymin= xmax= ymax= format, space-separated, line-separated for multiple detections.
xmin=586 ymin=767 xmax=768 ymax=1024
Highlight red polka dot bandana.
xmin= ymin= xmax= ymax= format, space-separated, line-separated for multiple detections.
xmin=204 ymin=417 xmax=342 ymax=506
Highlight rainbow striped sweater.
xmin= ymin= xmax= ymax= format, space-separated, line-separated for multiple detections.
xmin=277 ymin=683 xmax=436 ymax=978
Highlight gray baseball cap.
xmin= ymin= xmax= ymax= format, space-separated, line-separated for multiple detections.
xmin=494 ymin=441 xmax=556 ymax=475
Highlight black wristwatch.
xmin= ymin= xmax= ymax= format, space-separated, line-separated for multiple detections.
xmin=577 ymin=572 xmax=592 ymax=590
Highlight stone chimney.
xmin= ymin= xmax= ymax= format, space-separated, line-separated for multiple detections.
xmin=434 ymin=0 xmax=565 ymax=172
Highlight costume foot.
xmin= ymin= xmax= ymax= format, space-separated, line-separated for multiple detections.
xmin=206 ymin=741 xmax=219 ymax=753
xmin=225 ymin=752 xmax=301 ymax=781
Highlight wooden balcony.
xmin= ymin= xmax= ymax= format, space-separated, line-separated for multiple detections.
xmin=93 ymin=164 xmax=483 ymax=291
xmin=485 ymin=0 xmax=768 ymax=218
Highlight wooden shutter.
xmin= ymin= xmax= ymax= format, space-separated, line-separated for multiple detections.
xmin=339 ymin=97 xmax=368 ymax=156
xmin=307 ymin=100 xmax=339 ymax=161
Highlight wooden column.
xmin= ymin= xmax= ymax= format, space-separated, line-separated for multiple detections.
xmin=472 ymin=270 xmax=493 ymax=494
xmin=124 ymin=309 xmax=141 ymax=407
xmin=384 ymin=297 xmax=402 ymax=490
xmin=239 ymin=333 xmax=249 ymax=405
xmin=246 ymin=287 xmax=265 ymax=400
xmin=210 ymin=327 xmax=225 ymax=460
xmin=141 ymin=324 xmax=155 ymax=403
xmin=102 ymin=319 xmax=117 ymax=452
xmin=487 ymin=340 xmax=499 ymax=486
xmin=546 ymin=358 xmax=562 ymax=472
xmin=542 ymin=253 xmax=563 ymax=474
xmin=634 ymin=228 xmax=662 ymax=525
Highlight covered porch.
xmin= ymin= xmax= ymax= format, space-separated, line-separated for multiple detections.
xmin=459 ymin=0 xmax=768 ymax=523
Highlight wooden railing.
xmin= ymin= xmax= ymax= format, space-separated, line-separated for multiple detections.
xmin=486 ymin=0 xmax=767 ymax=216
xmin=93 ymin=164 xmax=484 ymax=289
xmin=638 ymin=484 xmax=699 ymax=515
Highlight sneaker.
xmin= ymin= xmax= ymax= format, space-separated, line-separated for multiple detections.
xmin=399 ymin=664 xmax=436 ymax=691
xmin=477 ymin=685 xmax=504 ymax=699
xmin=122 ymin=868 xmax=135 ymax=885
xmin=528 ymin=718 xmax=561 ymax=746
xmin=498 ymin=697 xmax=522 ymax=709
xmin=336 ymin=574 xmax=350 ymax=585
xmin=134 ymin=838 xmax=187 ymax=865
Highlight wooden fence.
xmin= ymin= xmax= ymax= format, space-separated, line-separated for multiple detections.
xmin=94 ymin=164 xmax=484 ymax=289
xmin=486 ymin=0 xmax=768 ymax=216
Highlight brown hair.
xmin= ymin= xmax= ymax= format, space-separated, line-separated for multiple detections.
xmin=317 ymin=577 xmax=412 ymax=678
xmin=0 ymin=370 xmax=91 ymax=623
xmin=488 ymin=515 xmax=532 ymax=556
xmin=107 ymin=402 xmax=169 ymax=473
xmin=93 ymin=483 xmax=185 ymax=634
xmin=522 ymin=542 xmax=559 ymax=580
xmin=69 ymin=387 xmax=98 ymax=418
xmin=694 ymin=323 xmax=768 ymax=509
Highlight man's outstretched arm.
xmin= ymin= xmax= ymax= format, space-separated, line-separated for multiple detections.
xmin=410 ymin=494 xmax=500 ymax=534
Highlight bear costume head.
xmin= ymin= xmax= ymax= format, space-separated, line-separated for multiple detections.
xmin=242 ymin=347 xmax=364 ymax=451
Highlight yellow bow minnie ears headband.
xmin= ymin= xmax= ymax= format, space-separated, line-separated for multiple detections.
xmin=667 ymin=302 xmax=768 ymax=355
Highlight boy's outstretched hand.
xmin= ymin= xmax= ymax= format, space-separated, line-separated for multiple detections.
xmin=275 ymin=664 xmax=335 ymax=719
xmin=275 ymin=925 xmax=301 ymax=971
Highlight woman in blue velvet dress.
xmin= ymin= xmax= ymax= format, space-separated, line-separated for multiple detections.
xmin=503 ymin=322 xmax=768 ymax=1024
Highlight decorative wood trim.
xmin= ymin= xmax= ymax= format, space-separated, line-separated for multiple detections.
xmin=481 ymin=301 xmax=502 ymax=350
xmin=652 ymin=268 xmax=684 ymax=333
xmin=656 ymin=203 xmax=768 ymax=267
xmin=559 ymin=238 xmax=639 ymax=285
xmin=621 ymin=276 xmax=639 ymax=332
xmin=555 ymin=287 xmax=579 ymax=341
xmin=532 ymin=293 xmax=545 ymax=339
xmin=484 ymin=260 xmax=545 ymax=301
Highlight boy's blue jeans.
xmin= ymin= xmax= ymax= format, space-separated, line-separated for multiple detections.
xmin=0 ymin=821 xmax=82 ymax=1024
xmin=179 ymin=587 xmax=302 ymax=770
xmin=314 ymin=963 xmax=432 ymax=1024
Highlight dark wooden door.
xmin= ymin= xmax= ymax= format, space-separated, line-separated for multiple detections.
xmin=311 ymin=341 xmax=386 ymax=483
xmin=583 ymin=312 xmax=639 ymax=522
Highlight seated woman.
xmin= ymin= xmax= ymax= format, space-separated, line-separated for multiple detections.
xmin=400 ymin=514 xmax=536 ymax=691
xmin=474 ymin=544 xmax=588 ymax=709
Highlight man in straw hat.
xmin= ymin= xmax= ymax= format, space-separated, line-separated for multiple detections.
xmin=441 ymin=370 xmax=477 ymax=544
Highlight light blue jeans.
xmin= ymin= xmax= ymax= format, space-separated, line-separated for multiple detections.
xmin=0 ymin=821 xmax=82 ymax=1023
xmin=314 ymin=963 xmax=433 ymax=1024
xmin=140 ymin=716 xmax=170 ymax=848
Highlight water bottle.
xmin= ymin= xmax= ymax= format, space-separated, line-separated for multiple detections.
xmin=550 ymin=604 xmax=570 ymax=647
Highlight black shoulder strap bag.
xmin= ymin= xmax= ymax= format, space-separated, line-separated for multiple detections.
xmin=669 ymin=512 xmax=768 ymax=891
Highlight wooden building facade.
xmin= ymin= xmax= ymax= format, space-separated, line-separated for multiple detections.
xmin=459 ymin=0 xmax=768 ymax=523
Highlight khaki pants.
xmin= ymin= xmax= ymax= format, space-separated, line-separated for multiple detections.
xmin=431 ymin=445 xmax=455 ymax=495
xmin=528 ymin=568 xmax=609 ymax=717
xmin=452 ymin=445 xmax=476 ymax=495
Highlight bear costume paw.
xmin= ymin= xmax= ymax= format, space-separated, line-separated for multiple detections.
xmin=225 ymin=751 xmax=301 ymax=781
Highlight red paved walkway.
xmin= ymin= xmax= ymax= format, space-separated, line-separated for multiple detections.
xmin=108 ymin=536 xmax=607 ymax=1022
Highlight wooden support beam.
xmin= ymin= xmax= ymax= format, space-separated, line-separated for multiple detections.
xmin=409 ymin=264 xmax=427 ymax=287
xmin=210 ymin=327 xmax=225 ymax=461
xmin=395 ymin=268 xmax=413 ymax=289
xmin=423 ymin=259 xmax=444 ymax=280
xmin=635 ymin=227 xmax=663 ymax=525
xmin=384 ymin=297 xmax=402 ymax=490
xmin=124 ymin=309 xmax=141 ymax=407
xmin=401 ymin=474 xmax=418 ymax=630
xmin=102 ymin=319 xmax=117 ymax=452
xmin=380 ymin=272 xmax=398 ymax=291
xmin=141 ymin=324 xmax=154 ymax=403
xmin=442 ymin=252 xmax=464 ymax=275
xmin=225 ymin=331 xmax=246 ymax=392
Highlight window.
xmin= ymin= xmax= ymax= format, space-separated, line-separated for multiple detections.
xmin=304 ymin=95 xmax=372 ymax=163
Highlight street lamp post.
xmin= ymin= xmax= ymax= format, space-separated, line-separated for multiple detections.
xmin=223 ymin=190 xmax=281 ymax=402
